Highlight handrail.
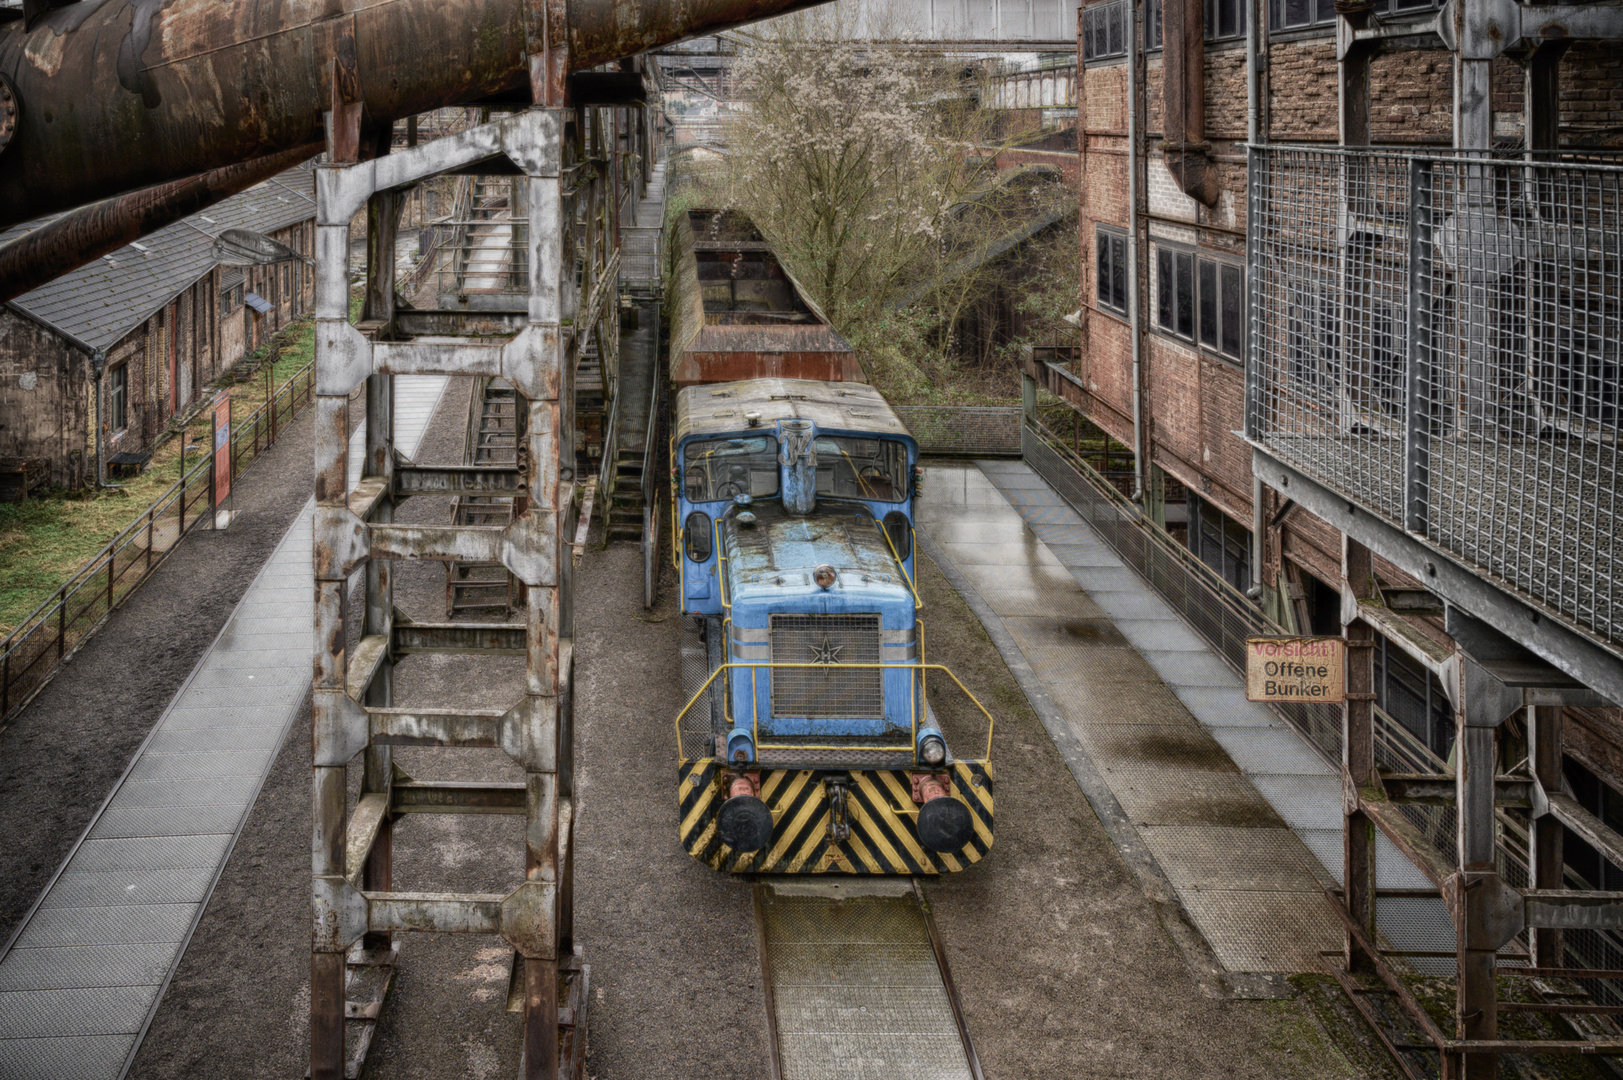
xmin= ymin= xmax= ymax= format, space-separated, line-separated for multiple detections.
xmin=673 ymin=661 xmax=996 ymax=765
xmin=1 ymin=356 xmax=317 ymax=725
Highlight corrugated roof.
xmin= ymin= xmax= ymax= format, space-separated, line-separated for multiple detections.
xmin=1 ymin=165 xmax=316 ymax=353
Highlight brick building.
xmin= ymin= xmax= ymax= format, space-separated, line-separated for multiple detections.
xmin=1039 ymin=0 xmax=1623 ymax=1069
xmin=0 ymin=167 xmax=316 ymax=489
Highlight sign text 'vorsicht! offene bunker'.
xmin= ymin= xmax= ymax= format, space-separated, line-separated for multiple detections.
xmin=1245 ymin=636 xmax=1346 ymax=703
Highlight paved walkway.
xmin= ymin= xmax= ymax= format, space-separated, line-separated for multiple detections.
xmin=0 ymin=377 xmax=448 ymax=1080
xmin=918 ymin=460 xmax=1448 ymax=990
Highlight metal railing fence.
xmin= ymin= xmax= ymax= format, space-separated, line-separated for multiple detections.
xmin=1024 ymin=416 xmax=1623 ymax=985
xmin=895 ymin=406 xmax=1022 ymax=457
xmin=1246 ymin=144 xmax=1622 ymax=653
xmin=0 ymin=359 xmax=316 ymax=728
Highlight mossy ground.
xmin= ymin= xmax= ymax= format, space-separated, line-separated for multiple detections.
xmin=0 ymin=318 xmax=315 ymax=636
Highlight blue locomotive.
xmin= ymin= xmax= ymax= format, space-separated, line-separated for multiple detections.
xmin=671 ymin=377 xmax=995 ymax=875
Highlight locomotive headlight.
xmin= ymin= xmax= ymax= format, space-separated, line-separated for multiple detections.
xmin=919 ymin=733 xmax=947 ymax=766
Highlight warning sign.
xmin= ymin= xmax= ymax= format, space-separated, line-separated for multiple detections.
xmin=1245 ymin=637 xmax=1346 ymax=703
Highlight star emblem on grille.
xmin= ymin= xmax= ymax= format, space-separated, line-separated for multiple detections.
xmin=808 ymin=636 xmax=844 ymax=665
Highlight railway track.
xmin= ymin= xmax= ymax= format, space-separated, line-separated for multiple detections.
xmin=753 ymin=879 xmax=983 ymax=1080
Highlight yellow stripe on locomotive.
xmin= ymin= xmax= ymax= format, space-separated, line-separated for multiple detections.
xmin=677 ymin=758 xmax=994 ymax=875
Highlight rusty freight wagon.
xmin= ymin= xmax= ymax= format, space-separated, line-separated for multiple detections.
xmin=666 ymin=210 xmax=866 ymax=387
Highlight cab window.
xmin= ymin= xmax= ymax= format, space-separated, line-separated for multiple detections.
xmin=683 ymin=435 xmax=780 ymax=502
xmin=814 ymin=437 xmax=909 ymax=502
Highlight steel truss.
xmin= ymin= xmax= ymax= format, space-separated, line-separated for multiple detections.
xmin=310 ymin=106 xmax=619 ymax=1080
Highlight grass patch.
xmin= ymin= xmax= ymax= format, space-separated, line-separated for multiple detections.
xmin=0 ymin=318 xmax=317 ymax=637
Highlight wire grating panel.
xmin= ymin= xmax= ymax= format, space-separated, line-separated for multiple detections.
xmin=770 ymin=614 xmax=884 ymax=720
xmin=1248 ymin=145 xmax=1622 ymax=652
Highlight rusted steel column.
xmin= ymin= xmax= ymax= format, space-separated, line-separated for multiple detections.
xmin=519 ymin=110 xmax=568 ymax=1080
xmin=1454 ymin=664 xmax=1513 ymax=1080
xmin=1530 ymin=704 xmax=1564 ymax=967
xmin=1342 ymin=536 xmax=1378 ymax=972
xmin=1161 ymin=0 xmax=1217 ymax=206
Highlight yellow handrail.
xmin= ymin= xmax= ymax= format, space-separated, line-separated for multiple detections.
xmin=672 ymin=661 xmax=995 ymax=765
xmin=875 ymin=517 xmax=922 ymax=611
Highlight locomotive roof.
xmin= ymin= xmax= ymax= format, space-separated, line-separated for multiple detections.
xmin=676 ymin=379 xmax=912 ymax=443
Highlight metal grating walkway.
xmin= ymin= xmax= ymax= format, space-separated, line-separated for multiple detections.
xmin=917 ymin=461 xmax=1452 ymax=982
xmin=757 ymin=880 xmax=978 ymax=1080
xmin=0 ymin=376 xmax=448 ymax=1080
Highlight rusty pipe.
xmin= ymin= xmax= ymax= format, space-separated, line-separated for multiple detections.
xmin=0 ymin=0 xmax=828 ymax=228
xmin=0 ymin=142 xmax=322 ymax=305
xmin=1162 ymin=0 xmax=1219 ymax=207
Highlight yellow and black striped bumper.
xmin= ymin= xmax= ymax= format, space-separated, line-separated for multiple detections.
xmin=677 ymin=759 xmax=994 ymax=874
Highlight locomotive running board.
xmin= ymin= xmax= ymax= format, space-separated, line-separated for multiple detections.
xmin=753 ymin=879 xmax=984 ymax=1080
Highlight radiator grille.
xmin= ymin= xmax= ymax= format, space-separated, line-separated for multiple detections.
xmin=769 ymin=614 xmax=883 ymax=720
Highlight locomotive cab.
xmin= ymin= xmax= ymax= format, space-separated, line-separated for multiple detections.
xmin=671 ymin=379 xmax=994 ymax=875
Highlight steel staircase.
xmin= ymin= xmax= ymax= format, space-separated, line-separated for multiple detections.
xmin=445 ymin=377 xmax=518 ymax=613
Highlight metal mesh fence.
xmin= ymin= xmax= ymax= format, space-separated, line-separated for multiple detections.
xmin=895 ymin=406 xmax=1022 ymax=457
xmin=0 ymin=361 xmax=316 ymax=727
xmin=1247 ymin=145 xmax=1622 ymax=652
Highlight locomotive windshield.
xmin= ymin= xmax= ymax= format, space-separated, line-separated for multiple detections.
xmin=815 ymin=437 xmax=909 ymax=502
xmin=684 ymin=435 xmax=780 ymax=501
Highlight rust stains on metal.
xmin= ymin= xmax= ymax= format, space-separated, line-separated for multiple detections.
xmin=0 ymin=142 xmax=322 ymax=305
xmin=0 ymin=74 xmax=16 ymax=154
xmin=1161 ymin=0 xmax=1220 ymax=207
xmin=0 ymin=0 xmax=832 ymax=229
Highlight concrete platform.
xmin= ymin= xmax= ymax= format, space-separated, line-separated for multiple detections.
xmin=0 ymin=377 xmax=448 ymax=1080
xmin=917 ymin=460 xmax=1453 ymax=991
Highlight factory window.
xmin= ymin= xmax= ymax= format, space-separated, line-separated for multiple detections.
xmin=1187 ymin=493 xmax=1251 ymax=595
xmin=1156 ymin=245 xmax=1243 ymax=362
xmin=1565 ymin=759 xmax=1623 ymax=891
xmin=1095 ymin=229 xmax=1129 ymax=316
xmin=1272 ymin=0 xmax=1436 ymax=32
xmin=1205 ymin=0 xmax=1246 ymax=40
xmin=220 ymin=284 xmax=242 ymax=316
xmin=1145 ymin=0 xmax=1163 ymax=50
xmin=108 ymin=364 xmax=128 ymax=433
xmin=1082 ymin=0 xmax=1127 ymax=61
xmin=1286 ymin=279 xmax=1340 ymax=395
xmin=1154 ymin=245 xmax=1195 ymax=341
xmin=1373 ymin=636 xmax=1455 ymax=761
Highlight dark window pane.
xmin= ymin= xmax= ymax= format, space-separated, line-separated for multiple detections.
xmin=1198 ymin=259 xmax=1218 ymax=347
xmin=1157 ymin=248 xmax=1174 ymax=331
xmin=1108 ymin=4 xmax=1123 ymax=55
xmin=1221 ymin=264 xmax=1243 ymax=358
xmin=1205 ymin=0 xmax=1217 ymax=38
xmin=1175 ymin=252 xmax=1194 ymax=338
xmin=1220 ymin=0 xmax=1240 ymax=37
xmin=1147 ymin=0 xmax=1162 ymax=48
xmin=1284 ymin=0 xmax=1310 ymax=26
xmin=1112 ymin=237 xmax=1128 ymax=310
xmin=1097 ymin=234 xmax=1111 ymax=304
xmin=1315 ymin=0 xmax=1337 ymax=20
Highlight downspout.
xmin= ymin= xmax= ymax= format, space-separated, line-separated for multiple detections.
xmin=1164 ymin=0 xmax=1220 ymax=205
xmin=1128 ymin=0 xmax=1146 ymax=503
xmin=1247 ymin=0 xmax=1267 ymax=600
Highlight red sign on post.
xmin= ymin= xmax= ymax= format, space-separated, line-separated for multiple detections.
xmin=211 ymin=391 xmax=232 ymax=506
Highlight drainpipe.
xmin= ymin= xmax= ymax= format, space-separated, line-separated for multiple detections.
xmin=1128 ymin=0 xmax=1146 ymax=504
xmin=1247 ymin=0 xmax=1265 ymax=600
xmin=89 ymin=350 xmax=122 ymax=490
xmin=1164 ymin=0 xmax=1220 ymax=205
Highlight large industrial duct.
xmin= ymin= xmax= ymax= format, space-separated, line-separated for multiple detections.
xmin=0 ymin=0 xmax=826 ymax=229
xmin=1162 ymin=0 xmax=1219 ymax=207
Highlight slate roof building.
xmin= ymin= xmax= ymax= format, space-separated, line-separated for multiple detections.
xmin=0 ymin=166 xmax=317 ymax=489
